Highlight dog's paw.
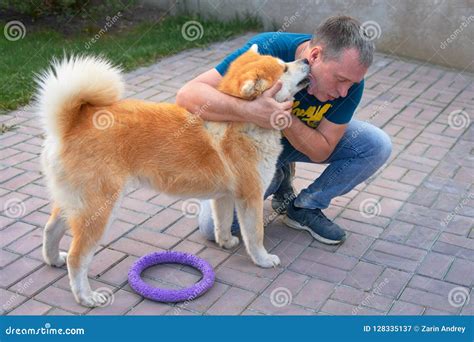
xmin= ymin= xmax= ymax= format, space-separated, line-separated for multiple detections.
xmin=45 ymin=251 xmax=68 ymax=267
xmin=254 ymin=253 xmax=281 ymax=268
xmin=78 ymin=291 xmax=109 ymax=307
xmin=217 ymin=236 xmax=240 ymax=249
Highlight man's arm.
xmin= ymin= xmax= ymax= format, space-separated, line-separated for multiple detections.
xmin=287 ymin=78 xmax=363 ymax=161
xmin=176 ymin=69 xmax=246 ymax=122
xmin=176 ymin=69 xmax=293 ymax=129
xmin=178 ymin=69 xmax=346 ymax=161
xmin=283 ymin=118 xmax=347 ymax=162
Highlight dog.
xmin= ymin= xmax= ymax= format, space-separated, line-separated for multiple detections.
xmin=36 ymin=44 xmax=310 ymax=307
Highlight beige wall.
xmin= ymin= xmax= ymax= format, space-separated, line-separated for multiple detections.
xmin=144 ymin=0 xmax=474 ymax=71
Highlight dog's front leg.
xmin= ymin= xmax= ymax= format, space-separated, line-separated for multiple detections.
xmin=235 ymin=196 xmax=280 ymax=268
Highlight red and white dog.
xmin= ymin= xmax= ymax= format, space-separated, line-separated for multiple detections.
xmin=36 ymin=45 xmax=310 ymax=306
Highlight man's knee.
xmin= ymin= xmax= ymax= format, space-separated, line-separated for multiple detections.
xmin=375 ymin=128 xmax=392 ymax=163
xmin=366 ymin=124 xmax=393 ymax=165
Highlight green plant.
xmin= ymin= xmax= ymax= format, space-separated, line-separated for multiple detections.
xmin=0 ymin=14 xmax=262 ymax=111
xmin=0 ymin=0 xmax=130 ymax=18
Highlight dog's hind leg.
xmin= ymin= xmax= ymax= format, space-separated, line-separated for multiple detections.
xmin=42 ymin=204 xmax=68 ymax=267
xmin=235 ymin=195 xmax=280 ymax=268
xmin=66 ymin=191 xmax=119 ymax=307
xmin=212 ymin=195 xmax=239 ymax=249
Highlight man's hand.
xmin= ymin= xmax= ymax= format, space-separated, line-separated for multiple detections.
xmin=242 ymin=81 xmax=294 ymax=129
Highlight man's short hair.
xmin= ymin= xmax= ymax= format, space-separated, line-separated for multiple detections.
xmin=311 ymin=15 xmax=375 ymax=67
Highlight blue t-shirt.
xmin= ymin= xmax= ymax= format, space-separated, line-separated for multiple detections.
xmin=215 ymin=32 xmax=364 ymax=127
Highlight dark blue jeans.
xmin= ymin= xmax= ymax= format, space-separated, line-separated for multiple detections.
xmin=198 ymin=120 xmax=392 ymax=240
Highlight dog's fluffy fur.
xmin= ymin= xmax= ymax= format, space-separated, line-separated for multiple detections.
xmin=37 ymin=44 xmax=310 ymax=306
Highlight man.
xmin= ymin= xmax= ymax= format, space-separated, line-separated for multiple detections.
xmin=176 ymin=15 xmax=392 ymax=245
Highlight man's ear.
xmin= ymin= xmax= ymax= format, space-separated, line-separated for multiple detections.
xmin=249 ymin=44 xmax=259 ymax=54
xmin=309 ymin=45 xmax=322 ymax=63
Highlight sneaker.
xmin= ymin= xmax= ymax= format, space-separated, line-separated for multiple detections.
xmin=283 ymin=200 xmax=346 ymax=244
xmin=271 ymin=163 xmax=296 ymax=214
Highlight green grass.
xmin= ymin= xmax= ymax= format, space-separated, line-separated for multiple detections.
xmin=0 ymin=15 xmax=261 ymax=112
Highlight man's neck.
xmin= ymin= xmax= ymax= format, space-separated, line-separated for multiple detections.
xmin=295 ymin=41 xmax=310 ymax=60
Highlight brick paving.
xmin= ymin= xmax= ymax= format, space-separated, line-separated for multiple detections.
xmin=1 ymin=33 xmax=473 ymax=316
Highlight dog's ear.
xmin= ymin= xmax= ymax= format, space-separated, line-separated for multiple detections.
xmin=241 ymin=74 xmax=269 ymax=99
xmin=249 ymin=44 xmax=259 ymax=54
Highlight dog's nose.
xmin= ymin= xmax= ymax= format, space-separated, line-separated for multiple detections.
xmin=302 ymin=58 xmax=309 ymax=65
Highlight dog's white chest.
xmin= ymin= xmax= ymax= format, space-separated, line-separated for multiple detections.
xmin=243 ymin=125 xmax=283 ymax=191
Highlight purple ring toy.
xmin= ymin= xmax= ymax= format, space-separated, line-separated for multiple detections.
xmin=128 ymin=251 xmax=215 ymax=303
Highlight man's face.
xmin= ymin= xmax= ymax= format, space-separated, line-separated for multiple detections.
xmin=306 ymin=47 xmax=367 ymax=102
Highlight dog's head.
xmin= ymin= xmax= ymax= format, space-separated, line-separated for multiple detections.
xmin=218 ymin=44 xmax=310 ymax=103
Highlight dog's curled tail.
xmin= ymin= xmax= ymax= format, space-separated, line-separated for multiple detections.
xmin=35 ymin=55 xmax=124 ymax=139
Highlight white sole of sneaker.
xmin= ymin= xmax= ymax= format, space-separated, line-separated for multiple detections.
xmin=282 ymin=216 xmax=345 ymax=245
